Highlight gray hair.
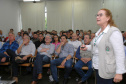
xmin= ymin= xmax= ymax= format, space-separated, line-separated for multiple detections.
xmin=45 ymin=34 xmax=52 ymax=39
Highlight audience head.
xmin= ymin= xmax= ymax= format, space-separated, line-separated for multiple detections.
xmin=53 ymin=34 xmax=60 ymax=43
xmin=45 ymin=34 xmax=52 ymax=43
xmin=60 ymin=31 xmax=63 ymax=36
xmin=91 ymin=33 xmax=95 ymax=40
xmin=76 ymin=30 xmax=80 ymax=35
xmin=28 ymin=28 xmax=31 ymax=33
xmin=124 ymin=32 xmax=126 ymax=39
xmin=83 ymin=31 xmax=87 ymax=35
xmin=60 ymin=35 xmax=67 ymax=44
xmin=0 ymin=37 xmax=2 ymax=41
xmin=38 ymin=33 xmax=44 ymax=41
xmin=69 ymin=29 xmax=73 ymax=35
xmin=62 ymin=31 xmax=67 ymax=36
xmin=0 ymin=30 xmax=2 ymax=35
xmin=18 ymin=32 xmax=21 ymax=36
xmin=97 ymin=8 xmax=117 ymax=27
xmin=23 ymin=35 xmax=30 ymax=45
xmin=21 ymin=31 xmax=24 ymax=37
xmin=20 ymin=29 xmax=24 ymax=32
xmin=87 ymin=30 xmax=92 ymax=34
xmin=33 ymin=32 xmax=38 ymax=39
xmin=79 ymin=30 xmax=84 ymax=37
xmin=67 ymin=31 xmax=71 ymax=37
xmin=23 ymin=32 xmax=29 ymax=37
xmin=84 ymin=34 xmax=91 ymax=45
xmin=8 ymin=32 xmax=15 ymax=42
xmin=72 ymin=33 xmax=78 ymax=41
xmin=10 ymin=28 xmax=14 ymax=33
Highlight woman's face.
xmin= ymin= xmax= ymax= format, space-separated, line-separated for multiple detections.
xmin=96 ymin=10 xmax=110 ymax=26
xmin=54 ymin=35 xmax=58 ymax=41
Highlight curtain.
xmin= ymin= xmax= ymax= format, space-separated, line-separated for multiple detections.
xmin=47 ymin=0 xmax=72 ymax=33
xmin=103 ymin=0 xmax=126 ymax=31
xmin=73 ymin=0 xmax=102 ymax=33
xmin=20 ymin=2 xmax=45 ymax=31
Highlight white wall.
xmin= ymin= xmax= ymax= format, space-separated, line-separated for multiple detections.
xmin=20 ymin=2 xmax=45 ymax=31
xmin=0 ymin=0 xmax=126 ymax=35
xmin=0 ymin=0 xmax=21 ymax=36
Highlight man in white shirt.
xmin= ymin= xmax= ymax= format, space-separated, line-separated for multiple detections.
xmin=68 ymin=33 xmax=82 ymax=52
xmin=11 ymin=35 xmax=36 ymax=83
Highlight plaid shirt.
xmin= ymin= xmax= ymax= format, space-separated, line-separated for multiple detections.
xmin=0 ymin=41 xmax=19 ymax=53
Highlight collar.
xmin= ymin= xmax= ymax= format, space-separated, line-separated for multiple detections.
xmin=71 ymin=40 xmax=78 ymax=42
xmin=95 ymin=24 xmax=110 ymax=36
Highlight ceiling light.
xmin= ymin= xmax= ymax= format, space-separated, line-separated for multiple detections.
xmin=23 ymin=0 xmax=40 ymax=2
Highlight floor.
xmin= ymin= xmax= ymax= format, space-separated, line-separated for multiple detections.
xmin=0 ymin=66 xmax=126 ymax=84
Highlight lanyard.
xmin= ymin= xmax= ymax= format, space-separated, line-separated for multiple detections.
xmin=94 ymin=32 xmax=104 ymax=46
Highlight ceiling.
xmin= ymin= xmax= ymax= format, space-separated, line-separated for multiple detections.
xmin=18 ymin=0 xmax=65 ymax=1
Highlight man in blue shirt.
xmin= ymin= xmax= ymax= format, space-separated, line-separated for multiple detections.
xmin=0 ymin=32 xmax=19 ymax=63
xmin=51 ymin=35 xmax=74 ymax=84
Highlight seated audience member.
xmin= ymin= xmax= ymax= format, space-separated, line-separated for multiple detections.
xmin=79 ymin=30 xmax=84 ymax=40
xmin=31 ymin=34 xmax=55 ymax=84
xmin=76 ymin=30 xmax=80 ymax=36
xmin=123 ymin=32 xmax=126 ymax=43
xmin=62 ymin=31 xmax=67 ymax=36
xmin=10 ymin=28 xmax=14 ymax=33
xmin=34 ymin=33 xmax=45 ymax=49
xmin=91 ymin=33 xmax=95 ymax=41
xmin=68 ymin=33 xmax=82 ymax=52
xmin=83 ymin=31 xmax=87 ymax=36
xmin=52 ymin=34 xmax=60 ymax=50
xmin=19 ymin=32 xmax=33 ymax=45
xmin=0 ymin=32 xmax=19 ymax=63
xmin=28 ymin=28 xmax=32 ymax=38
xmin=67 ymin=31 xmax=72 ymax=40
xmin=15 ymin=32 xmax=21 ymax=41
xmin=69 ymin=29 xmax=74 ymax=35
xmin=87 ymin=30 xmax=92 ymax=35
xmin=0 ymin=30 xmax=5 ymax=41
xmin=31 ymin=32 xmax=39 ymax=43
xmin=74 ymin=34 xmax=93 ymax=84
xmin=10 ymin=35 xmax=35 ymax=83
xmin=51 ymin=35 xmax=74 ymax=84
xmin=17 ymin=31 xmax=24 ymax=43
xmin=0 ymin=37 xmax=2 ymax=42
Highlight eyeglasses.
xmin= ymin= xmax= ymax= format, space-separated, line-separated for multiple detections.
xmin=96 ymin=13 xmax=103 ymax=17
xmin=45 ymin=38 xmax=51 ymax=39
xmin=54 ymin=37 xmax=58 ymax=38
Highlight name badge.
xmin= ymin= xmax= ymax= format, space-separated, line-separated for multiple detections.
xmin=106 ymin=46 xmax=110 ymax=51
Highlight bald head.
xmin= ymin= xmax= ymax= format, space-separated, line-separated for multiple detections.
xmin=72 ymin=33 xmax=77 ymax=41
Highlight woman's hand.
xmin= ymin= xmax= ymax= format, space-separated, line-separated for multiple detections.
xmin=80 ymin=44 xmax=87 ymax=51
xmin=113 ymin=74 xmax=122 ymax=83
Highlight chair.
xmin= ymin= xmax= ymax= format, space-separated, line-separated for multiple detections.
xmin=18 ymin=50 xmax=37 ymax=75
xmin=74 ymin=56 xmax=96 ymax=84
xmin=0 ymin=62 xmax=12 ymax=77
xmin=56 ymin=52 xmax=76 ymax=78
xmin=18 ymin=57 xmax=32 ymax=75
